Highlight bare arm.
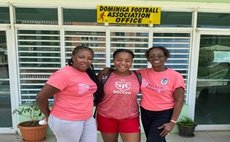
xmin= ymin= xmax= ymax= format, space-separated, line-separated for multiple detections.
xmin=97 ymin=67 xmax=113 ymax=78
xmin=171 ymin=87 xmax=185 ymax=123
xmin=159 ymin=87 xmax=185 ymax=136
xmin=36 ymin=84 xmax=60 ymax=117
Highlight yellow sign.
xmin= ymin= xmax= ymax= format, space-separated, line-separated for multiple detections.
xmin=97 ymin=5 xmax=161 ymax=24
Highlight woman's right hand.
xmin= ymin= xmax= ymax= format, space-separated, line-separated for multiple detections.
xmin=39 ymin=117 xmax=48 ymax=125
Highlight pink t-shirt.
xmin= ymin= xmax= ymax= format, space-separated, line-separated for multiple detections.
xmin=47 ymin=66 xmax=97 ymax=121
xmin=97 ymin=72 xmax=140 ymax=119
xmin=138 ymin=68 xmax=185 ymax=111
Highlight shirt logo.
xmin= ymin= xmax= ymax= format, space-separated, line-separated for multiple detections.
xmin=113 ymin=81 xmax=131 ymax=95
xmin=161 ymin=78 xmax=168 ymax=85
xmin=142 ymin=79 xmax=163 ymax=93
xmin=78 ymin=83 xmax=90 ymax=94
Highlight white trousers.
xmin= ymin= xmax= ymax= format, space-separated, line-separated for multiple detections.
xmin=48 ymin=114 xmax=97 ymax=142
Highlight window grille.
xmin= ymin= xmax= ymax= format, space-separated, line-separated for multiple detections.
xmin=17 ymin=29 xmax=190 ymax=103
xmin=65 ymin=30 xmax=106 ymax=73
xmin=110 ymin=31 xmax=149 ymax=69
xmin=17 ymin=30 xmax=60 ymax=103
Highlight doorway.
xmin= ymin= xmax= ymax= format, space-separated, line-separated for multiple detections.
xmin=0 ymin=30 xmax=12 ymax=130
xmin=195 ymin=34 xmax=230 ymax=128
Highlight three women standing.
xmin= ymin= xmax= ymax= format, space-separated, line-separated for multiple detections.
xmin=36 ymin=45 xmax=185 ymax=142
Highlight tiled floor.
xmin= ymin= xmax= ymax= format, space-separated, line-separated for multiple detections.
xmin=0 ymin=131 xmax=230 ymax=142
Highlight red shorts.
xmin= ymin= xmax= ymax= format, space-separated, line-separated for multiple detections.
xmin=96 ymin=113 xmax=140 ymax=133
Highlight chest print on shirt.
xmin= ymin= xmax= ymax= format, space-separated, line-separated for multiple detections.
xmin=113 ymin=81 xmax=131 ymax=95
xmin=161 ymin=78 xmax=168 ymax=85
xmin=142 ymin=79 xmax=164 ymax=93
xmin=77 ymin=83 xmax=90 ymax=95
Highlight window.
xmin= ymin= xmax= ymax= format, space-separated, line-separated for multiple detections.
xmin=198 ymin=12 xmax=230 ymax=28
xmin=153 ymin=33 xmax=190 ymax=77
xmin=65 ymin=30 xmax=106 ymax=73
xmin=0 ymin=7 xmax=10 ymax=24
xmin=16 ymin=8 xmax=58 ymax=24
xmin=17 ymin=30 xmax=60 ymax=103
xmin=110 ymin=31 xmax=149 ymax=69
xmin=157 ymin=11 xmax=192 ymax=27
xmin=63 ymin=9 xmax=97 ymax=25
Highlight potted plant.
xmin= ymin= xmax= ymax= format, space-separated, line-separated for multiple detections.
xmin=13 ymin=102 xmax=48 ymax=141
xmin=177 ymin=116 xmax=197 ymax=137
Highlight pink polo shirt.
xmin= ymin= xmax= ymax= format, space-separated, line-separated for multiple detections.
xmin=47 ymin=66 xmax=97 ymax=120
xmin=138 ymin=68 xmax=185 ymax=111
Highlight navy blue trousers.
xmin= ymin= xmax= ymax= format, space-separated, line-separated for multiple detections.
xmin=140 ymin=107 xmax=173 ymax=142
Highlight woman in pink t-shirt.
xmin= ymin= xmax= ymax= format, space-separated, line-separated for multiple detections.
xmin=139 ymin=46 xmax=185 ymax=142
xmin=96 ymin=49 xmax=141 ymax=142
xmin=36 ymin=46 xmax=99 ymax=142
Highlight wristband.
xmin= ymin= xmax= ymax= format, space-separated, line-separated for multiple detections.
xmin=170 ymin=119 xmax=177 ymax=124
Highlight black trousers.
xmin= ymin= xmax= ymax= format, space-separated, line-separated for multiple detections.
xmin=140 ymin=107 xmax=173 ymax=142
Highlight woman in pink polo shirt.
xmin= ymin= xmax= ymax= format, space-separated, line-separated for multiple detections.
xmin=138 ymin=46 xmax=185 ymax=142
xmin=36 ymin=45 xmax=98 ymax=142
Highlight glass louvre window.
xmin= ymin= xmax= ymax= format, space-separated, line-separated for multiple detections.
xmin=157 ymin=11 xmax=192 ymax=27
xmin=195 ymin=35 xmax=230 ymax=124
xmin=0 ymin=7 xmax=10 ymax=24
xmin=198 ymin=12 xmax=230 ymax=28
xmin=63 ymin=9 xmax=97 ymax=25
xmin=65 ymin=30 xmax=106 ymax=73
xmin=110 ymin=31 xmax=149 ymax=69
xmin=17 ymin=30 xmax=60 ymax=103
xmin=0 ymin=31 xmax=12 ymax=127
xmin=16 ymin=8 xmax=58 ymax=25
xmin=152 ymin=33 xmax=191 ymax=95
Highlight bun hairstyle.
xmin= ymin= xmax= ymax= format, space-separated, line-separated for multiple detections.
xmin=68 ymin=45 xmax=94 ymax=66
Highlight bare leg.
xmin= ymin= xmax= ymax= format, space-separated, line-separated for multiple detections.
xmin=120 ymin=132 xmax=140 ymax=142
xmin=101 ymin=132 xmax=119 ymax=142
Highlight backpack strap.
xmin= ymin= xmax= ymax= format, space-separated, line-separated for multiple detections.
xmin=101 ymin=70 xmax=142 ymax=86
xmin=93 ymin=69 xmax=113 ymax=118
xmin=133 ymin=71 xmax=142 ymax=92
xmin=133 ymin=71 xmax=142 ymax=86
xmin=100 ymin=70 xmax=113 ymax=86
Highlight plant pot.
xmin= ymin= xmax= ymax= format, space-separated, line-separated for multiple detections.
xmin=18 ymin=121 xmax=48 ymax=141
xmin=177 ymin=123 xmax=196 ymax=137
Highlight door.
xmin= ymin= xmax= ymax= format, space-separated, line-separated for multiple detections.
xmin=0 ymin=30 xmax=13 ymax=131
xmin=195 ymin=33 xmax=230 ymax=129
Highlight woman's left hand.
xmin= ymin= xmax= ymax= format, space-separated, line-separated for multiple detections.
xmin=158 ymin=122 xmax=176 ymax=137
